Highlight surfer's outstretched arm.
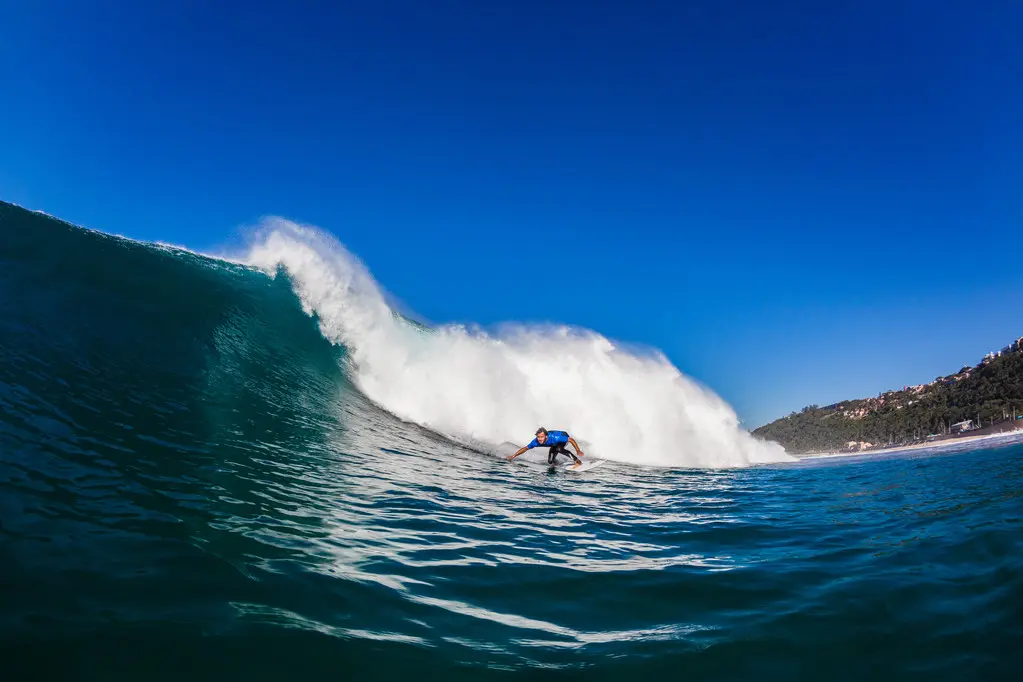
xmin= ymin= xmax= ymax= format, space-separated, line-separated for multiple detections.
xmin=567 ymin=437 xmax=584 ymax=459
xmin=507 ymin=446 xmax=529 ymax=461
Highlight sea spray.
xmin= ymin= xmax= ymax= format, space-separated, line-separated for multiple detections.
xmin=3 ymin=199 xmax=1019 ymax=680
xmin=244 ymin=219 xmax=791 ymax=467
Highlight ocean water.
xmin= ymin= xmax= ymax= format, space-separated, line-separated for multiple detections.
xmin=2 ymin=201 xmax=1021 ymax=680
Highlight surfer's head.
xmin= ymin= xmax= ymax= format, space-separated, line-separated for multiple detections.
xmin=535 ymin=427 xmax=548 ymax=444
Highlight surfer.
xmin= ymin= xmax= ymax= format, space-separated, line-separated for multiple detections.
xmin=507 ymin=428 xmax=585 ymax=468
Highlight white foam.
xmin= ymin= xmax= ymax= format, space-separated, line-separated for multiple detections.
xmin=244 ymin=218 xmax=792 ymax=468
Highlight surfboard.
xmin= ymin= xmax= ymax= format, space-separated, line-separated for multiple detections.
xmin=562 ymin=459 xmax=604 ymax=473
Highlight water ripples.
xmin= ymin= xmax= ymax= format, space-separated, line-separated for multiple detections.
xmin=3 ymin=216 xmax=1022 ymax=677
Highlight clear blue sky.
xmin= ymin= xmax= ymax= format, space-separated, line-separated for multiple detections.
xmin=2 ymin=0 xmax=1021 ymax=426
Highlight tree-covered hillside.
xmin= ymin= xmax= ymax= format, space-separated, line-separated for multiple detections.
xmin=753 ymin=341 xmax=1023 ymax=453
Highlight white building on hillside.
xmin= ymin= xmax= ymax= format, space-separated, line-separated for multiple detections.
xmin=951 ymin=420 xmax=973 ymax=433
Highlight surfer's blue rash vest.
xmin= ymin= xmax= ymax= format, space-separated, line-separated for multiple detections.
xmin=527 ymin=430 xmax=570 ymax=449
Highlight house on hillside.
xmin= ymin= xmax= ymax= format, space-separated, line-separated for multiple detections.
xmin=951 ymin=420 xmax=974 ymax=434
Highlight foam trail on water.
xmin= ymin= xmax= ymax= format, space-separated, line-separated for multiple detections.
xmin=244 ymin=219 xmax=792 ymax=468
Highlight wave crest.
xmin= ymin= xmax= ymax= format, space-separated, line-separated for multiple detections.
xmin=244 ymin=219 xmax=791 ymax=468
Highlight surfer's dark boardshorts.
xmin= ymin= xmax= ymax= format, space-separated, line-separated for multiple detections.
xmin=547 ymin=442 xmax=579 ymax=465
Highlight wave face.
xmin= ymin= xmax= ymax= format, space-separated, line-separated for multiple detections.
xmin=242 ymin=218 xmax=790 ymax=467
xmin=3 ymin=201 xmax=1022 ymax=681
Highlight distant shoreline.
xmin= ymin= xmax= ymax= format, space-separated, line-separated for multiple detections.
xmin=798 ymin=426 xmax=1023 ymax=459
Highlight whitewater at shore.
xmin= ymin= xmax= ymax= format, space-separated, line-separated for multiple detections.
xmin=797 ymin=428 xmax=1023 ymax=461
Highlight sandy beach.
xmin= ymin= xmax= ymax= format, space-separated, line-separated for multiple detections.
xmin=798 ymin=427 xmax=1023 ymax=460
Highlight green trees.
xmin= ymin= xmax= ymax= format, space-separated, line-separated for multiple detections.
xmin=752 ymin=350 xmax=1023 ymax=453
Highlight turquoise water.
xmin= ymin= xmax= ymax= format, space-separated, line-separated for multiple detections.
xmin=2 ymin=201 xmax=1022 ymax=680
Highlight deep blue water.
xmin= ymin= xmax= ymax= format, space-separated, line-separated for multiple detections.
xmin=2 ymin=201 xmax=1022 ymax=680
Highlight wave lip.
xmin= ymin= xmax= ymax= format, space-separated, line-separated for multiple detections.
xmin=242 ymin=219 xmax=791 ymax=468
